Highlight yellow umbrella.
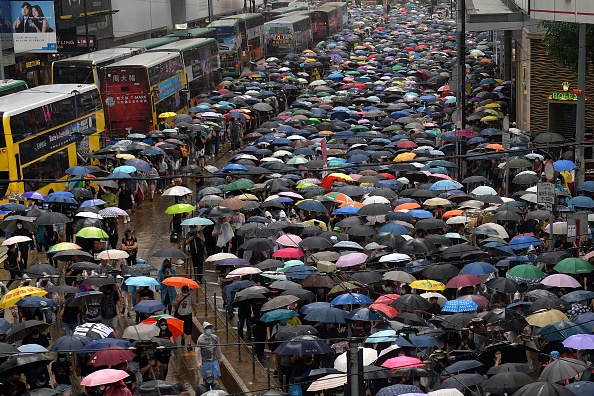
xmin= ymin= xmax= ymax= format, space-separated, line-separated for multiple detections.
xmin=47 ymin=242 xmax=81 ymax=253
xmin=237 ymin=193 xmax=259 ymax=201
xmin=303 ymin=219 xmax=328 ymax=231
xmin=484 ymin=103 xmax=501 ymax=109
xmin=394 ymin=152 xmax=416 ymax=162
xmin=423 ymin=198 xmax=453 ymax=207
xmin=116 ymin=153 xmax=135 ymax=160
xmin=480 ymin=115 xmax=498 ymax=122
xmin=0 ymin=286 xmax=47 ymax=308
xmin=328 ymin=173 xmax=353 ymax=181
xmin=158 ymin=112 xmax=177 ymax=119
xmin=410 ymin=280 xmax=446 ymax=291
xmin=526 ymin=309 xmax=568 ymax=327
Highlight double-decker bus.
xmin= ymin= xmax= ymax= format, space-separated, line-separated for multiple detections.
xmin=0 ymin=84 xmax=105 ymax=197
xmin=262 ymin=5 xmax=309 ymax=22
xmin=224 ymin=13 xmax=264 ymax=63
xmin=311 ymin=5 xmax=342 ymax=42
xmin=148 ymin=38 xmax=221 ymax=105
xmin=0 ymin=80 xmax=27 ymax=97
xmin=325 ymin=2 xmax=348 ymax=27
xmin=264 ymin=14 xmax=312 ymax=58
xmin=168 ymin=28 xmax=218 ymax=40
xmin=51 ymin=48 xmax=143 ymax=88
xmin=100 ymin=52 xmax=186 ymax=139
xmin=208 ymin=19 xmax=243 ymax=77
xmin=117 ymin=36 xmax=180 ymax=51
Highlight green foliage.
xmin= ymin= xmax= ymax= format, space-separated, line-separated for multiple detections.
xmin=541 ymin=21 xmax=594 ymax=74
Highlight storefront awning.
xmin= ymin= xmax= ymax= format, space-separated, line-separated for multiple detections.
xmin=466 ymin=0 xmax=529 ymax=31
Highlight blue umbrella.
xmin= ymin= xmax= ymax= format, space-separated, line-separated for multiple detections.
xmin=566 ymin=381 xmax=594 ymax=396
xmin=80 ymin=199 xmax=106 ymax=208
xmin=274 ymin=335 xmax=333 ymax=355
xmin=578 ymin=181 xmax=594 ymax=192
xmin=304 ymin=307 xmax=347 ymax=323
xmin=50 ymin=334 xmax=91 ymax=352
xmin=386 ymin=212 xmax=414 ymax=222
xmin=442 ymin=360 xmax=483 ymax=375
xmin=0 ymin=203 xmax=28 ymax=211
xmin=83 ymin=338 xmax=134 ymax=351
xmin=364 ymin=329 xmax=396 ymax=344
xmin=214 ymin=258 xmax=249 ymax=266
xmin=65 ymin=166 xmax=91 ymax=175
xmin=377 ymin=223 xmax=410 ymax=235
xmin=330 ymin=293 xmax=373 ymax=306
xmin=537 ymin=321 xmax=590 ymax=341
xmin=16 ymin=297 xmax=56 ymax=309
xmin=509 ymin=236 xmax=541 ymax=250
xmin=393 ymin=334 xmax=440 ymax=348
xmin=346 ymin=308 xmax=384 ymax=321
xmin=407 ymin=209 xmax=434 ymax=219
xmin=260 ymin=309 xmax=299 ymax=323
xmin=332 ymin=206 xmax=360 ymax=215
xmin=223 ymin=280 xmax=255 ymax=294
xmin=125 ymin=159 xmax=152 ymax=173
xmin=375 ymin=180 xmax=403 ymax=190
xmin=442 ymin=299 xmax=478 ymax=313
xmin=285 ymin=266 xmax=317 ymax=280
xmin=562 ymin=290 xmax=594 ymax=303
xmin=299 ymin=302 xmax=332 ymax=315
xmin=460 ymin=262 xmax=497 ymax=275
xmin=430 ymin=180 xmax=463 ymax=191
xmin=108 ymin=172 xmax=132 ymax=179
xmin=143 ymin=148 xmax=166 ymax=156
xmin=568 ymin=196 xmax=594 ymax=209
xmin=553 ymin=159 xmax=576 ymax=172
xmin=328 ymin=73 xmax=344 ymax=79
xmin=18 ymin=344 xmax=48 ymax=354
xmin=125 ymin=276 xmax=160 ymax=287
xmin=223 ymin=164 xmax=248 ymax=172
xmin=574 ymin=312 xmax=594 ymax=331
xmin=133 ymin=300 xmax=167 ymax=314
xmin=296 ymin=200 xmax=327 ymax=213
xmin=181 ymin=217 xmax=214 ymax=226
xmin=113 ymin=165 xmax=137 ymax=174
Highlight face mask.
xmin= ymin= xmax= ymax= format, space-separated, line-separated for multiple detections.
xmin=147 ymin=349 xmax=155 ymax=355
xmin=183 ymin=293 xmax=189 ymax=296
xmin=59 ymin=357 xmax=66 ymax=362
xmin=206 ymin=378 xmax=214 ymax=384
xmin=41 ymin=280 xmax=47 ymax=285
xmin=160 ymin=325 xmax=168 ymax=330
xmin=386 ymin=287 xmax=393 ymax=293
xmin=205 ymin=329 xmax=213 ymax=335
xmin=336 ymin=393 xmax=344 ymax=396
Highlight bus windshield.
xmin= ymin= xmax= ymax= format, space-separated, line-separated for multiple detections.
xmin=52 ymin=64 xmax=94 ymax=85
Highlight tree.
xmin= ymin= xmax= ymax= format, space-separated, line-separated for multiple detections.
xmin=541 ymin=21 xmax=594 ymax=74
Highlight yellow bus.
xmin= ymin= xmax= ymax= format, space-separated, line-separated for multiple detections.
xmin=0 ymin=84 xmax=105 ymax=197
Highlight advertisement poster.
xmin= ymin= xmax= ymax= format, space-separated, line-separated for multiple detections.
xmin=0 ymin=0 xmax=13 ymax=49
xmin=10 ymin=0 xmax=57 ymax=53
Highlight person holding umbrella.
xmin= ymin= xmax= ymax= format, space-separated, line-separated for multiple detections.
xmin=52 ymin=353 xmax=73 ymax=396
xmin=5 ymin=372 xmax=26 ymax=396
xmin=196 ymin=370 xmax=221 ymax=396
xmin=121 ymin=229 xmax=138 ymax=267
xmin=157 ymin=260 xmax=177 ymax=315
xmin=12 ymin=220 xmax=33 ymax=269
xmin=4 ymin=243 xmax=21 ymax=288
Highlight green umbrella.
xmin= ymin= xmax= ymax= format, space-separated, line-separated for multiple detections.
xmin=224 ymin=179 xmax=254 ymax=192
xmin=553 ymin=257 xmax=594 ymax=274
xmin=293 ymin=109 xmax=311 ymax=115
xmin=165 ymin=203 xmax=195 ymax=215
xmin=306 ymin=118 xmax=321 ymax=124
xmin=507 ymin=264 xmax=546 ymax=279
xmin=350 ymin=125 xmax=370 ymax=132
xmin=346 ymin=71 xmax=360 ymax=75
xmin=76 ymin=227 xmax=109 ymax=239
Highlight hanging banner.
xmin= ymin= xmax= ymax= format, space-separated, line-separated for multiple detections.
xmin=10 ymin=1 xmax=57 ymax=53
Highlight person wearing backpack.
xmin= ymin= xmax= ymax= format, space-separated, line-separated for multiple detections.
xmin=100 ymin=283 xmax=122 ymax=337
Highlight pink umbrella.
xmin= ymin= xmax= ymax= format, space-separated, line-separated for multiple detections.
xmin=107 ymin=207 xmax=128 ymax=216
xmin=276 ymin=234 xmax=302 ymax=247
xmin=583 ymin=251 xmax=594 ymax=261
xmin=541 ymin=274 xmax=581 ymax=288
xmin=374 ymin=294 xmax=401 ymax=305
xmin=278 ymin=192 xmax=303 ymax=199
xmin=381 ymin=356 xmax=425 ymax=369
xmin=273 ymin=248 xmax=304 ymax=259
xmin=431 ymin=173 xmax=452 ymax=180
xmin=81 ymin=369 xmax=129 ymax=387
xmin=226 ymin=267 xmax=262 ymax=278
xmin=457 ymin=295 xmax=489 ymax=308
xmin=336 ymin=252 xmax=368 ymax=268
xmin=446 ymin=274 xmax=484 ymax=288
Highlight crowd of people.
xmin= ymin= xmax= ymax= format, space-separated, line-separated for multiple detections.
xmin=0 ymin=1 xmax=593 ymax=396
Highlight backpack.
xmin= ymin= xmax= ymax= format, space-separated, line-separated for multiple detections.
xmin=180 ymin=146 xmax=188 ymax=158
xmin=102 ymin=292 xmax=117 ymax=318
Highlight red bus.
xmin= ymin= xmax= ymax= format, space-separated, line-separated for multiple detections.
xmin=311 ymin=6 xmax=342 ymax=43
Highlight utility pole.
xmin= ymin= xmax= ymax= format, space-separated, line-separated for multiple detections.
xmin=346 ymin=339 xmax=363 ymax=396
xmin=456 ymin=0 xmax=466 ymax=130
xmin=576 ymin=23 xmax=586 ymax=185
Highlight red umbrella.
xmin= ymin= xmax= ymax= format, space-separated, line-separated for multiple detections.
xmin=378 ymin=173 xmax=395 ymax=180
xmin=446 ymin=274 xmax=485 ymax=289
xmin=88 ymin=346 xmax=136 ymax=367
xmin=381 ymin=356 xmax=425 ymax=369
xmin=273 ymin=248 xmax=305 ymax=259
xmin=397 ymin=141 xmax=418 ymax=149
xmin=374 ymin=294 xmax=401 ymax=305
xmin=370 ymin=303 xmax=398 ymax=318
xmin=457 ymin=294 xmax=489 ymax=308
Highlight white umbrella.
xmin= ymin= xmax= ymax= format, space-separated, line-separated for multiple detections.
xmin=458 ymin=200 xmax=484 ymax=209
xmin=379 ymin=253 xmax=411 ymax=263
xmin=428 ymin=390 xmax=464 ymax=396
xmin=334 ymin=348 xmax=378 ymax=372
xmin=2 ymin=236 xmax=32 ymax=246
xmin=383 ymin=271 xmax=416 ymax=283
xmin=122 ymin=324 xmax=159 ymax=340
xmin=476 ymin=223 xmax=509 ymax=239
xmin=544 ymin=222 xmax=568 ymax=235
xmin=520 ymin=193 xmax=538 ymax=203
xmin=446 ymin=216 xmax=470 ymax=225
xmin=471 ymin=186 xmax=498 ymax=196
xmin=75 ymin=212 xmax=104 ymax=220
xmin=205 ymin=252 xmax=237 ymax=262
xmin=163 ymin=186 xmax=193 ymax=196
xmin=362 ymin=196 xmax=391 ymax=205
xmin=97 ymin=249 xmax=129 ymax=260
xmin=420 ymin=292 xmax=447 ymax=307
xmin=308 ymin=374 xmax=347 ymax=392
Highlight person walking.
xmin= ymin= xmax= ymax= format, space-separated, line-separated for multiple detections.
xmin=196 ymin=322 xmax=222 ymax=385
xmin=186 ymin=225 xmax=205 ymax=283
xmin=173 ymin=285 xmax=198 ymax=350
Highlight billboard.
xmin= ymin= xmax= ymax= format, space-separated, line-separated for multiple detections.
xmin=61 ymin=0 xmax=111 ymax=18
xmin=10 ymin=1 xmax=57 ymax=53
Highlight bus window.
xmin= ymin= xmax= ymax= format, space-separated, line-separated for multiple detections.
xmin=22 ymin=149 xmax=70 ymax=192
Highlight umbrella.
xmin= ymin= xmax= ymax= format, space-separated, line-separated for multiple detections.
xmin=261 ymin=295 xmax=300 ymax=312
xmin=260 ymin=309 xmax=299 ymax=323
xmin=554 ymin=257 xmax=594 ymax=274
xmin=483 ymin=372 xmax=533 ymax=395
xmin=135 ymin=380 xmax=187 ymax=396
xmin=526 ymin=309 xmax=569 ymax=327
xmin=88 ymin=346 xmax=137 ymax=366
xmin=334 ymin=348 xmax=378 ymax=372
xmin=540 ymin=358 xmax=588 ymax=383
xmin=0 ymin=286 xmax=47 ymax=308
xmin=152 ymin=248 xmax=187 ymax=259
xmin=5 ymin=319 xmax=49 ymax=343
xmin=381 ymin=356 xmax=425 ymax=370
xmin=441 ymin=373 xmax=485 ymax=389
xmin=74 ymin=323 xmax=115 ymax=340
xmin=121 ymin=324 xmax=159 ymax=340
xmin=81 ymin=369 xmax=130 ymax=386
xmin=376 ymin=385 xmax=424 ymax=396
xmin=161 ymin=277 xmax=199 ymax=289
xmin=513 ymin=382 xmax=574 ymax=396
xmin=274 ymin=325 xmax=318 ymax=341
xmin=49 ymin=335 xmax=91 ymax=352
xmin=304 ymin=307 xmax=347 ymax=323
xmin=442 ymin=360 xmax=483 ymax=375
xmin=566 ymin=382 xmax=594 ymax=396
xmin=537 ymin=321 xmax=589 ymax=341
xmin=76 ymin=227 xmax=109 ymax=239
xmin=133 ymin=300 xmax=167 ymax=314
xmin=307 ymin=374 xmax=347 ymax=392
xmin=0 ymin=354 xmax=53 ymax=375
xmin=274 ymin=335 xmax=333 ymax=355
xmin=562 ymin=334 xmax=594 ymax=350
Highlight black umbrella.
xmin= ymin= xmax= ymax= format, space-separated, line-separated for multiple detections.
xmin=136 ymin=380 xmax=187 ymax=396
xmin=34 ymin=212 xmax=71 ymax=225
xmin=538 ymin=250 xmax=572 ymax=265
xmin=124 ymin=264 xmax=156 ymax=276
xmin=275 ymin=325 xmax=318 ymax=341
xmin=441 ymin=360 xmax=483 ymax=375
xmin=441 ymin=373 xmax=485 ymax=389
xmin=483 ymin=372 xmax=533 ymax=396
xmin=373 ymin=233 xmax=405 ymax=248
xmin=152 ymin=248 xmax=187 ymax=259
xmin=441 ymin=244 xmax=482 ymax=259
xmin=48 ymin=285 xmax=80 ymax=294
xmin=49 ymin=334 xmax=91 ymax=352
xmin=22 ymin=389 xmax=60 ymax=396
xmin=358 ymin=203 xmax=392 ymax=216
xmin=440 ymin=312 xmax=476 ymax=330
xmin=281 ymin=288 xmax=316 ymax=301
xmin=422 ymin=264 xmax=459 ymax=279
xmin=256 ymin=259 xmax=284 ymax=270
xmin=512 ymin=174 xmax=539 ymax=185
xmin=73 ymin=322 xmax=115 ymax=340
xmin=351 ymin=271 xmax=383 ymax=284
xmin=424 ymin=234 xmax=453 ymax=247
xmin=482 ymin=308 xmax=528 ymax=332
xmin=53 ymin=249 xmax=94 ymax=261
xmin=486 ymin=277 xmax=521 ymax=293
xmin=233 ymin=286 xmax=269 ymax=303
xmin=5 ymin=320 xmax=49 ymax=342
xmin=240 ymin=238 xmax=275 ymax=252
xmin=512 ymin=382 xmax=573 ymax=396
xmin=486 ymin=363 xmax=533 ymax=375
xmin=530 ymin=297 xmax=568 ymax=312
xmin=25 ymin=263 xmax=60 ymax=277
xmin=67 ymin=291 xmax=105 ymax=307
xmin=0 ymin=215 xmax=36 ymax=232
xmin=274 ymin=335 xmax=333 ymax=356
xmin=301 ymin=273 xmax=339 ymax=288
xmin=338 ymin=216 xmax=366 ymax=228
xmin=82 ymin=275 xmax=117 ymax=286
xmin=400 ymin=238 xmax=436 ymax=254
xmin=415 ymin=219 xmax=447 ymax=230
xmin=392 ymin=294 xmax=430 ymax=311
xmin=261 ymin=295 xmax=299 ymax=312
xmin=299 ymin=236 xmax=333 ymax=250
xmin=347 ymin=225 xmax=376 ymax=237
xmin=0 ymin=354 xmax=53 ymax=375
xmin=0 ymin=342 xmax=19 ymax=356
xmin=494 ymin=210 xmax=522 ymax=221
